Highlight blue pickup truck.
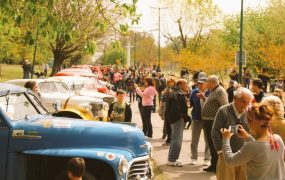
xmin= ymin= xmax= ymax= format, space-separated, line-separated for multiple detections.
xmin=0 ymin=84 xmax=153 ymax=180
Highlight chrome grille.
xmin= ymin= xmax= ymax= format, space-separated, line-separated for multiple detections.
xmin=127 ymin=156 xmax=153 ymax=180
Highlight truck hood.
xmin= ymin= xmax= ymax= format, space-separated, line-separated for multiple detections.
xmin=9 ymin=115 xmax=148 ymax=157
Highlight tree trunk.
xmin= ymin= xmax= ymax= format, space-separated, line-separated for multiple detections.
xmin=50 ymin=51 xmax=65 ymax=76
xmin=177 ymin=18 xmax=187 ymax=48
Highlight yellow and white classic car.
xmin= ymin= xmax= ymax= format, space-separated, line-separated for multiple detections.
xmin=6 ymin=79 xmax=109 ymax=121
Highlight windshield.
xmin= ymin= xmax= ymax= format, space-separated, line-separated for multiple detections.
xmin=67 ymin=80 xmax=97 ymax=91
xmin=0 ymin=93 xmax=43 ymax=120
xmin=55 ymin=82 xmax=70 ymax=93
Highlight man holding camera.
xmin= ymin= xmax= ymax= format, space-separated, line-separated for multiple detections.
xmin=212 ymin=87 xmax=253 ymax=180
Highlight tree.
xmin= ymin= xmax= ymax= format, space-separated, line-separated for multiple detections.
xmin=177 ymin=29 xmax=233 ymax=83
xmin=119 ymin=30 xmax=157 ymax=67
xmin=221 ymin=1 xmax=285 ymax=76
xmin=1 ymin=0 xmax=140 ymax=75
xmin=135 ymin=34 xmax=157 ymax=66
xmin=102 ymin=41 xmax=126 ymax=66
xmin=162 ymin=0 xmax=221 ymax=52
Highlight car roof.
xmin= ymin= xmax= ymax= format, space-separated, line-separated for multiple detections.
xmin=59 ymin=68 xmax=92 ymax=73
xmin=48 ymin=76 xmax=92 ymax=82
xmin=0 ymin=83 xmax=26 ymax=95
xmin=6 ymin=79 xmax=71 ymax=89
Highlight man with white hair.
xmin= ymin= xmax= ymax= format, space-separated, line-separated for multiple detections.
xmin=212 ymin=87 xmax=253 ymax=179
xmin=201 ymin=75 xmax=228 ymax=172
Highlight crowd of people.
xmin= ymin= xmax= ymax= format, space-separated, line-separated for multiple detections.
xmin=23 ymin=63 xmax=285 ymax=179
xmin=104 ymin=65 xmax=285 ymax=179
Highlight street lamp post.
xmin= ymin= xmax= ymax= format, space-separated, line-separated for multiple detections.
xmin=158 ymin=7 xmax=161 ymax=68
xmin=150 ymin=6 xmax=168 ymax=69
xmin=134 ymin=31 xmax=137 ymax=68
xmin=239 ymin=0 xmax=244 ymax=84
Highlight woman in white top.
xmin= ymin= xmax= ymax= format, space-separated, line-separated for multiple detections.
xmin=221 ymin=103 xmax=285 ymax=180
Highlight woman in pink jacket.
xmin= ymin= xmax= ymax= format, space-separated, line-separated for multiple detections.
xmin=136 ymin=77 xmax=157 ymax=138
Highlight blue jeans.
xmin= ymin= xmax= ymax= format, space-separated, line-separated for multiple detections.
xmin=168 ymin=118 xmax=184 ymax=162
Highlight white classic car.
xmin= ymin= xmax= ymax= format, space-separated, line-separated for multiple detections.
xmin=48 ymin=76 xmax=115 ymax=104
xmin=6 ymin=79 xmax=109 ymax=121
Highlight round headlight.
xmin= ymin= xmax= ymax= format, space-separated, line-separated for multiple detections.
xmin=146 ymin=142 xmax=153 ymax=158
xmin=118 ymin=156 xmax=129 ymax=176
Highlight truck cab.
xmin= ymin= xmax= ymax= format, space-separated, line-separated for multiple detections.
xmin=0 ymin=83 xmax=153 ymax=180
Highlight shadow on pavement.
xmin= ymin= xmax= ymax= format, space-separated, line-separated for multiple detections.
xmin=159 ymin=164 xmax=216 ymax=180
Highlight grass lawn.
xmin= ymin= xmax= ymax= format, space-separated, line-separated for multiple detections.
xmin=0 ymin=64 xmax=23 ymax=82
xmin=0 ymin=64 xmax=51 ymax=82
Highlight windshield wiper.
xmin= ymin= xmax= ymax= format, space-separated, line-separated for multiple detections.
xmin=5 ymin=90 xmax=11 ymax=112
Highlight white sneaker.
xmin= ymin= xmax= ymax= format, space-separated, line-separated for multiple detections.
xmin=167 ymin=160 xmax=183 ymax=167
xmin=190 ymin=159 xmax=197 ymax=165
xmin=204 ymin=160 xmax=211 ymax=166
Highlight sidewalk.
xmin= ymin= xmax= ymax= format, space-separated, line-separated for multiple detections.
xmin=130 ymin=102 xmax=216 ymax=180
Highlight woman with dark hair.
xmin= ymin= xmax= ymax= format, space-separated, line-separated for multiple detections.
xmin=221 ymin=104 xmax=285 ymax=179
xmin=135 ymin=76 xmax=157 ymax=138
xmin=24 ymin=80 xmax=41 ymax=99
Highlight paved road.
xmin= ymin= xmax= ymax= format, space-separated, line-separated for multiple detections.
xmin=130 ymin=102 xmax=216 ymax=180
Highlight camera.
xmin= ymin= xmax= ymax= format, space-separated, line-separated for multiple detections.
xmin=230 ymin=125 xmax=240 ymax=134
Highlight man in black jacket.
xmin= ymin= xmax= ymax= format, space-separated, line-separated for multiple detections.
xmin=108 ymin=90 xmax=132 ymax=122
xmin=166 ymin=79 xmax=189 ymax=167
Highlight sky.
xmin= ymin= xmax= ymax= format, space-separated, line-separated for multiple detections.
xmin=134 ymin=0 xmax=269 ymax=46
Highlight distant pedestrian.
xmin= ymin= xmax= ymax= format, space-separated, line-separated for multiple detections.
xmin=152 ymin=72 xmax=160 ymax=113
xmin=157 ymin=72 xmax=166 ymax=103
xmin=251 ymin=78 xmax=265 ymax=103
xmin=226 ymin=80 xmax=236 ymax=103
xmin=136 ymin=85 xmax=145 ymax=127
xmin=22 ymin=60 xmax=32 ymax=79
xmin=242 ymin=67 xmax=251 ymax=89
xmin=126 ymin=75 xmax=136 ymax=103
xmin=229 ymin=68 xmax=239 ymax=82
xmin=43 ymin=63 xmax=49 ymax=76
xmin=258 ymin=68 xmax=270 ymax=92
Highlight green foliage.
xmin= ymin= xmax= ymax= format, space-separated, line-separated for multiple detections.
xmin=0 ymin=0 xmax=140 ymax=75
xmin=104 ymin=50 xmax=126 ymax=66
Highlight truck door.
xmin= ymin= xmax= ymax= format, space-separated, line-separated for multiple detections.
xmin=0 ymin=113 xmax=10 ymax=179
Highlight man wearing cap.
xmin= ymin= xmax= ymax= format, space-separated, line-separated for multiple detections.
xmin=189 ymin=72 xmax=211 ymax=165
xmin=201 ymin=75 xmax=228 ymax=172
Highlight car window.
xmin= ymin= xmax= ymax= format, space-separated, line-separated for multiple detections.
xmin=55 ymin=82 xmax=70 ymax=93
xmin=67 ymin=80 xmax=83 ymax=91
xmin=0 ymin=93 xmax=39 ymax=120
xmin=82 ymin=80 xmax=96 ymax=90
xmin=39 ymin=82 xmax=57 ymax=93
